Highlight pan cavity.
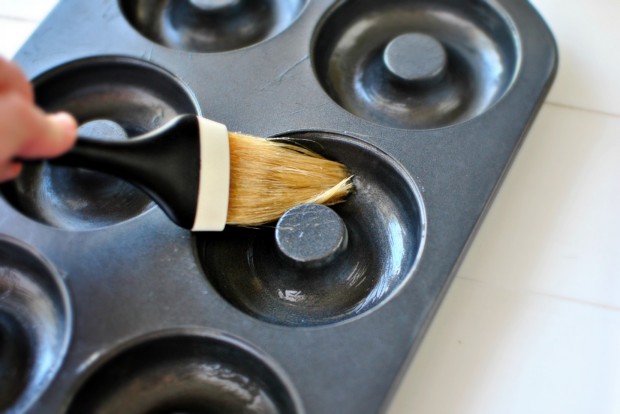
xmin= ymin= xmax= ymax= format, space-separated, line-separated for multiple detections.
xmin=67 ymin=330 xmax=303 ymax=413
xmin=1 ymin=57 xmax=199 ymax=231
xmin=119 ymin=0 xmax=307 ymax=52
xmin=312 ymin=0 xmax=521 ymax=129
xmin=0 ymin=236 xmax=71 ymax=413
xmin=196 ymin=132 xmax=426 ymax=327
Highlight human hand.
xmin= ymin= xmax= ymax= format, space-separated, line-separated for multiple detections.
xmin=0 ymin=57 xmax=77 ymax=182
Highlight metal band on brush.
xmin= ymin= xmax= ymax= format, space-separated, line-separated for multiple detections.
xmin=192 ymin=117 xmax=230 ymax=231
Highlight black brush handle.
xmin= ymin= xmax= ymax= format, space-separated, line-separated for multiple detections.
xmin=24 ymin=115 xmax=202 ymax=229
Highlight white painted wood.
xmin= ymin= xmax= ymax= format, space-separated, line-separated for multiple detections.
xmin=389 ymin=278 xmax=620 ymax=414
xmin=0 ymin=0 xmax=58 ymax=22
xmin=457 ymin=104 xmax=620 ymax=310
xmin=531 ymin=0 xmax=620 ymax=116
xmin=0 ymin=18 xmax=37 ymax=58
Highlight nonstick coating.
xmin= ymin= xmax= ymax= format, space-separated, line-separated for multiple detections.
xmin=1 ymin=0 xmax=557 ymax=412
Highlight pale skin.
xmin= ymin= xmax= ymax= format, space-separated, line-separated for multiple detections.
xmin=0 ymin=57 xmax=77 ymax=182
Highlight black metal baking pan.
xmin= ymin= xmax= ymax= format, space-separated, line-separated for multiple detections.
xmin=0 ymin=0 xmax=557 ymax=412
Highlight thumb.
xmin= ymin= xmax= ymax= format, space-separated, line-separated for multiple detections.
xmin=18 ymin=111 xmax=78 ymax=159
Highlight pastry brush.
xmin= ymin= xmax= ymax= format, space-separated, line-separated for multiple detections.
xmin=22 ymin=115 xmax=353 ymax=231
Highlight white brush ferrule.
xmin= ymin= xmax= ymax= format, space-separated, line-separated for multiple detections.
xmin=192 ymin=117 xmax=230 ymax=231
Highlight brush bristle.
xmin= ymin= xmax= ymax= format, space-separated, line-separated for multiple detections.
xmin=226 ymin=132 xmax=353 ymax=226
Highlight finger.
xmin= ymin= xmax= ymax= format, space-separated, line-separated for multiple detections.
xmin=0 ymin=94 xmax=77 ymax=160
xmin=0 ymin=93 xmax=35 ymax=160
xmin=0 ymin=161 xmax=22 ymax=182
xmin=18 ymin=112 xmax=78 ymax=158
xmin=0 ymin=56 xmax=33 ymax=103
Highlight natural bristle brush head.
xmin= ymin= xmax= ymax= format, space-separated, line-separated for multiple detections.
xmin=226 ymin=132 xmax=354 ymax=226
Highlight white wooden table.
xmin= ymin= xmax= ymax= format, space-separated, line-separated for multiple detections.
xmin=1 ymin=1 xmax=619 ymax=413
